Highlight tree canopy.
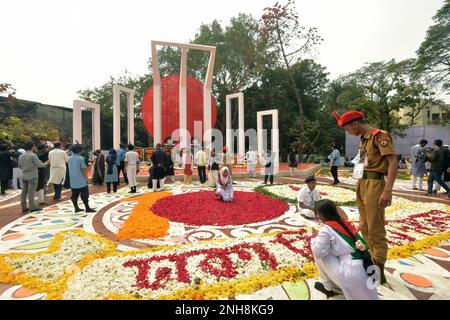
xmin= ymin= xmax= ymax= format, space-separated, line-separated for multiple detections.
xmin=73 ymin=0 xmax=448 ymax=159
xmin=416 ymin=0 xmax=450 ymax=94
xmin=0 ymin=116 xmax=60 ymax=143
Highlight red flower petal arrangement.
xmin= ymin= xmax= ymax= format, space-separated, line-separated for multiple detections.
xmin=151 ymin=191 xmax=289 ymax=226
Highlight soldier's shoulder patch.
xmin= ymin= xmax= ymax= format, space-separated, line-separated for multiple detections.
xmin=378 ymin=132 xmax=391 ymax=146
xmin=378 ymin=132 xmax=390 ymax=140
xmin=371 ymin=129 xmax=381 ymax=135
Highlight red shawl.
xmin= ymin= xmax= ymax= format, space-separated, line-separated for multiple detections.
xmin=324 ymin=220 xmax=357 ymax=239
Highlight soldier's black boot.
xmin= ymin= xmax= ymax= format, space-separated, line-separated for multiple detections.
xmin=375 ymin=262 xmax=387 ymax=284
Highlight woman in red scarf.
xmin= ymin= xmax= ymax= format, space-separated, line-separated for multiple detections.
xmin=311 ymin=199 xmax=379 ymax=300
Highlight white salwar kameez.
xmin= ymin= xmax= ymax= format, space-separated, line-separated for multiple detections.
xmin=125 ymin=151 xmax=140 ymax=188
xmin=47 ymin=149 xmax=68 ymax=186
xmin=311 ymin=225 xmax=379 ymax=300
xmin=246 ymin=151 xmax=257 ymax=178
xmin=215 ymin=167 xmax=233 ymax=202
xmin=216 ymin=180 xmax=233 ymax=202
xmin=410 ymin=144 xmax=426 ymax=190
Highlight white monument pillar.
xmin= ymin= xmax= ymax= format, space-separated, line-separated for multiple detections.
xmin=179 ymin=47 xmax=188 ymax=148
xmin=112 ymin=85 xmax=135 ymax=149
xmin=257 ymin=109 xmax=279 ymax=169
xmin=203 ymin=47 xmax=216 ymax=150
xmin=72 ymin=100 xmax=101 ymax=151
xmin=151 ymin=40 xmax=216 ymax=149
xmin=151 ymin=41 xmax=162 ymax=146
xmin=225 ymin=92 xmax=245 ymax=160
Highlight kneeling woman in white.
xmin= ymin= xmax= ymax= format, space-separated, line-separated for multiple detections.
xmin=215 ymin=167 xmax=233 ymax=202
xmin=311 ymin=199 xmax=378 ymax=300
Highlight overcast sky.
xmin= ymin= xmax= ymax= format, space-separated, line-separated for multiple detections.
xmin=0 ymin=0 xmax=446 ymax=107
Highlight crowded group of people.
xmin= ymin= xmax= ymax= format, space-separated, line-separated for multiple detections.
xmin=0 ymin=136 xmax=280 ymax=212
xmin=1 ymin=140 xmax=91 ymax=212
xmin=144 ymin=145 xmax=276 ymax=193
xmin=145 ymin=144 xmax=277 ymax=202
xmin=0 ymin=140 xmax=143 ymax=213
xmin=410 ymin=139 xmax=450 ymax=197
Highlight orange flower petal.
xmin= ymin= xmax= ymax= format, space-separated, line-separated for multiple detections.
xmin=116 ymin=192 xmax=171 ymax=241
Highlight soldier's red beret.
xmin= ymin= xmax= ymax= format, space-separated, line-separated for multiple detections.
xmin=332 ymin=111 xmax=365 ymax=128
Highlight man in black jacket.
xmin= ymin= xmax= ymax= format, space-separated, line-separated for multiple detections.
xmin=427 ymin=140 xmax=450 ymax=198
xmin=433 ymin=144 xmax=450 ymax=193
xmin=443 ymin=145 xmax=450 ymax=184
xmin=92 ymin=150 xmax=105 ymax=186
xmin=151 ymin=143 xmax=168 ymax=191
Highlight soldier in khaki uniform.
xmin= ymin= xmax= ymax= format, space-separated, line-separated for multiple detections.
xmin=333 ymin=111 xmax=398 ymax=284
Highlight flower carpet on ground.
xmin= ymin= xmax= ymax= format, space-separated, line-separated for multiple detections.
xmin=256 ymin=183 xmax=357 ymax=206
xmin=0 ymin=223 xmax=449 ymax=299
xmin=257 ymin=183 xmax=450 ymax=218
xmin=317 ymin=168 xmax=413 ymax=181
xmin=116 ymin=192 xmax=171 ymax=241
xmin=150 ymin=191 xmax=289 ymax=226
xmin=0 ymin=179 xmax=449 ymax=299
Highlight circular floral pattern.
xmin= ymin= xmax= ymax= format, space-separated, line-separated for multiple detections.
xmin=151 ymin=191 xmax=289 ymax=226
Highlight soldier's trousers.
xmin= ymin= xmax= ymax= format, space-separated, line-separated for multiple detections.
xmin=356 ymin=179 xmax=388 ymax=264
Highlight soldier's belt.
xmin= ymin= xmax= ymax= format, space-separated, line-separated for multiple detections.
xmin=362 ymin=171 xmax=384 ymax=179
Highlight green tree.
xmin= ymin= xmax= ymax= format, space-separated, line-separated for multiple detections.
xmin=337 ymin=59 xmax=431 ymax=135
xmin=258 ymin=0 xmax=323 ymax=161
xmin=416 ymin=0 xmax=450 ymax=94
xmin=156 ymin=14 xmax=276 ymax=134
xmin=0 ymin=116 xmax=60 ymax=143
xmin=77 ymin=71 xmax=153 ymax=149
xmin=244 ymin=59 xmax=329 ymax=160
xmin=401 ymin=80 xmax=442 ymax=126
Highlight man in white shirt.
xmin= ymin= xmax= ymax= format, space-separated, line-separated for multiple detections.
xmin=297 ymin=175 xmax=321 ymax=219
xmin=47 ymin=141 xmax=69 ymax=200
xmin=195 ymin=147 xmax=208 ymax=184
xmin=12 ymin=148 xmax=25 ymax=190
xmin=246 ymin=146 xmax=257 ymax=178
xmin=124 ymin=144 xmax=140 ymax=193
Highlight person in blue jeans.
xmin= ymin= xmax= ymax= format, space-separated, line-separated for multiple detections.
xmin=328 ymin=142 xmax=341 ymax=185
xmin=426 ymin=139 xmax=450 ymax=198
xmin=68 ymin=144 xmax=96 ymax=212
xmin=116 ymin=144 xmax=129 ymax=185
